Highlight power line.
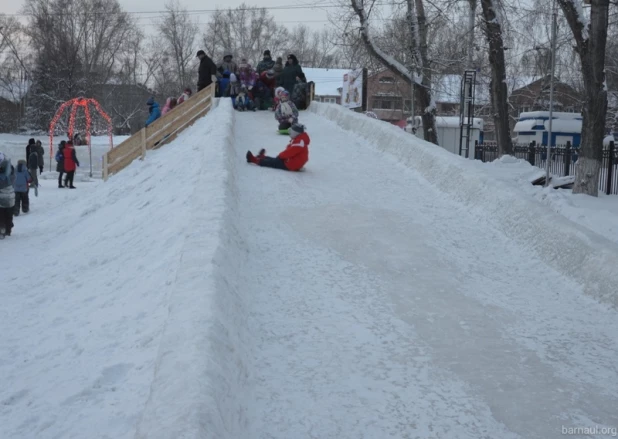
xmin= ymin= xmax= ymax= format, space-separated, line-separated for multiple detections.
xmin=3 ymin=2 xmax=400 ymax=17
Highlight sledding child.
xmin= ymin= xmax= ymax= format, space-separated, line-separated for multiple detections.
xmin=274 ymin=90 xmax=299 ymax=133
xmin=235 ymin=87 xmax=255 ymax=111
xmin=13 ymin=159 xmax=31 ymax=216
xmin=246 ymin=123 xmax=309 ymax=172
xmin=273 ymin=86 xmax=285 ymax=110
xmin=0 ymin=153 xmax=15 ymax=238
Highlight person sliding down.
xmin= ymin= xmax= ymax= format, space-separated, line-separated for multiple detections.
xmin=246 ymin=123 xmax=309 ymax=171
xmin=274 ymin=90 xmax=298 ymax=133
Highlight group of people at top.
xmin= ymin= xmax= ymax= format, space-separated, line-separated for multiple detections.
xmin=144 ymin=50 xmax=309 ymax=131
xmin=0 ymin=138 xmax=81 ymax=238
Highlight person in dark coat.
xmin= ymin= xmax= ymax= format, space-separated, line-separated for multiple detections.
xmin=63 ymin=141 xmax=79 ymax=189
xmin=34 ymin=140 xmax=44 ymax=173
xmin=25 ymin=138 xmax=36 ymax=163
xmin=196 ymin=50 xmax=217 ymax=92
xmin=27 ymin=145 xmax=40 ymax=188
xmin=278 ymin=54 xmax=305 ymax=96
xmin=56 ymin=141 xmax=66 ymax=188
xmin=256 ymin=50 xmax=275 ymax=74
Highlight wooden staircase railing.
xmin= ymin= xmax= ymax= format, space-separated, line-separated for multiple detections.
xmin=103 ymin=83 xmax=216 ymax=181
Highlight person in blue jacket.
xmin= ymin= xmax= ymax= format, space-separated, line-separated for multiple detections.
xmin=12 ymin=159 xmax=31 ymax=215
xmin=145 ymin=97 xmax=161 ymax=127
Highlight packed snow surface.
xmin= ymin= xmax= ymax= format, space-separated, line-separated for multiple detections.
xmin=1 ymin=101 xmax=618 ymax=439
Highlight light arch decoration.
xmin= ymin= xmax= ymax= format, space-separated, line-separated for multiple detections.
xmin=48 ymin=97 xmax=114 ymax=177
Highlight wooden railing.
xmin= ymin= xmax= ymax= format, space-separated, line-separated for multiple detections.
xmin=103 ymin=83 xmax=216 ymax=181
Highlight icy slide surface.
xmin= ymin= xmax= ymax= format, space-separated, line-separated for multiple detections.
xmin=0 ymin=101 xmax=617 ymax=439
xmin=234 ymin=111 xmax=618 ymax=439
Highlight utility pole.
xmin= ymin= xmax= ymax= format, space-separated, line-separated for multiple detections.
xmin=545 ymin=0 xmax=557 ymax=186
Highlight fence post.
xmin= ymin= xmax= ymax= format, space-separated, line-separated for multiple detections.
xmin=607 ymin=141 xmax=615 ymax=196
xmin=103 ymin=153 xmax=109 ymax=181
xmin=564 ymin=141 xmax=571 ymax=176
xmin=528 ymin=140 xmax=536 ymax=166
xmin=141 ymin=128 xmax=147 ymax=160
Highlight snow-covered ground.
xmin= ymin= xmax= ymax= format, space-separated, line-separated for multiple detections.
xmin=1 ymin=102 xmax=618 ymax=439
xmin=474 ymin=156 xmax=618 ymax=245
xmin=0 ymin=105 xmax=231 ymax=439
xmin=0 ymin=133 xmax=130 ymax=179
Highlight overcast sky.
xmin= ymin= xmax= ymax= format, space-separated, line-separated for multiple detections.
xmin=1 ymin=0 xmax=334 ymax=32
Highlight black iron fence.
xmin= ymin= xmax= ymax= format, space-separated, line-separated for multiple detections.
xmin=474 ymin=141 xmax=618 ymax=195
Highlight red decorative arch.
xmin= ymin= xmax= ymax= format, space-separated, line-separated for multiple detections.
xmin=48 ymin=97 xmax=114 ymax=176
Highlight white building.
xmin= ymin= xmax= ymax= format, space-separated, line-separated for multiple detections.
xmin=407 ymin=116 xmax=484 ymax=159
xmin=513 ymin=111 xmax=582 ymax=147
xmin=303 ymin=68 xmax=349 ymax=104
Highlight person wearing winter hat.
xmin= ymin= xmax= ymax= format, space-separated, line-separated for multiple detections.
xmin=217 ymin=53 xmax=238 ymax=78
xmin=274 ymin=90 xmax=299 ymax=132
xmin=257 ymin=49 xmax=275 ymax=74
xmin=246 ymin=123 xmax=309 ymax=172
xmin=177 ymin=87 xmax=192 ymax=105
xmin=145 ymin=96 xmax=161 ymax=127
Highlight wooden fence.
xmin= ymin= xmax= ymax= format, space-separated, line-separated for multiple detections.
xmin=102 ymin=83 xmax=216 ymax=181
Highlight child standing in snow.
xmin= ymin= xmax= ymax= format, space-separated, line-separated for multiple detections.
xmin=274 ymin=90 xmax=299 ymax=132
xmin=12 ymin=159 xmax=31 ymax=216
xmin=246 ymin=123 xmax=309 ymax=172
xmin=0 ymin=153 xmax=15 ymax=238
xmin=56 ymin=141 xmax=66 ymax=188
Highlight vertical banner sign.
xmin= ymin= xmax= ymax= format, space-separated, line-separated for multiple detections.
xmin=341 ymin=68 xmax=364 ymax=110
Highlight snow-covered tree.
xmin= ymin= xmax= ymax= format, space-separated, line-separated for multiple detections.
xmin=350 ymin=0 xmax=438 ymax=144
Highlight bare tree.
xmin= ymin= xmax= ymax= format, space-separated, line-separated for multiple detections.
xmin=22 ymin=0 xmax=135 ymax=129
xmin=157 ymin=0 xmax=198 ymax=91
xmin=557 ymin=0 xmax=610 ymax=196
xmin=350 ymin=0 xmax=438 ymax=144
xmin=479 ymin=0 xmax=513 ymax=155
xmin=288 ymin=26 xmax=340 ymax=68
xmin=203 ymin=5 xmax=289 ymax=66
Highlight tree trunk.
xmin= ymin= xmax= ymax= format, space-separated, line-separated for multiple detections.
xmin=480 ymin=0 xmax=513 ymax=156
xmin=413 ymin=0 xmax=438 ymax=144
xmin=351 ymin=0 xmax=438 ymax=144
xmin=558 ymin=0 xmax=609 ymax=196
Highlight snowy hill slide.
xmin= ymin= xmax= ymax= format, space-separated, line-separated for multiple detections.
xmin=1 ymin=100 xmax=618 ymax=439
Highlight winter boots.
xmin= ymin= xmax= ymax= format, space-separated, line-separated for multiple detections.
xmin=246 ymin=149 xmax=267 ymax=165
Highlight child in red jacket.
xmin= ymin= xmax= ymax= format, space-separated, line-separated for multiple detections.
xmin=246 ymin=123 xmax=309 ymax=171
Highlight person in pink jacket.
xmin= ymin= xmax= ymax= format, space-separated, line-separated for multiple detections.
xmin=239 ymin=60 xmax=258 ymax=91
xmin=161 ymin=97 xmax=177 ymax=115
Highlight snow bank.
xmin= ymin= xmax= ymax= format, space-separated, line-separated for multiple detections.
xmin=135 ymin=98 xmax=251 ymax=439
xmin=308 ymin=103 xmax=618 ymax=309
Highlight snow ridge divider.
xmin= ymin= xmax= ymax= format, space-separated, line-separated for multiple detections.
xmin=308 ymin=102 xmax=618 ymax=309
xmin=134 ymin=98 xmax=252 ymax=439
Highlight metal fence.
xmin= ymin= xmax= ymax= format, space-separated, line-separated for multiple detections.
xmin=474 ymin=141 xmax=618 ymax=195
